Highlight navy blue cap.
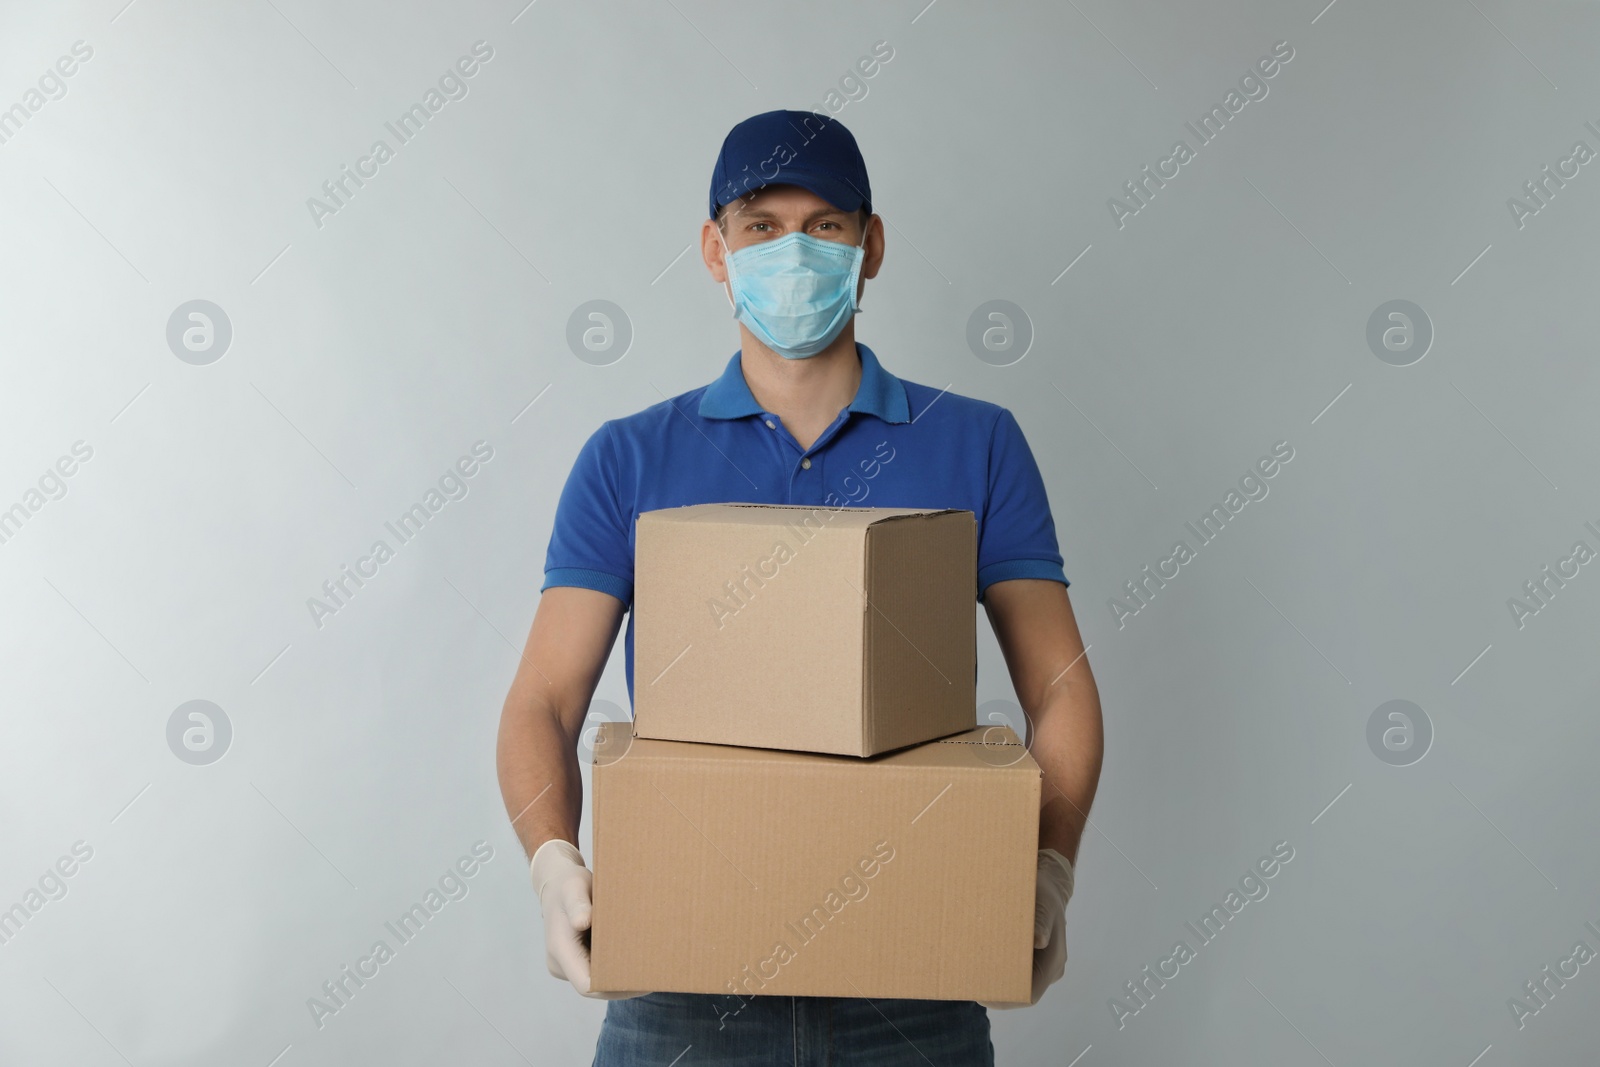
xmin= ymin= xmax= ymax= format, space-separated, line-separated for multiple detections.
xmin=709 ymin=109 xmax=871 ymax=220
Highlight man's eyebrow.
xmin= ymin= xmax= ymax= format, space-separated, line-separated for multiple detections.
xmin=731 ymin=207 xmax=849 ymax=223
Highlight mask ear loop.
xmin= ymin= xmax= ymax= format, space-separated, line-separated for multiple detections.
xmin=850 ymin=213 xmax=871 ymax=314
xmin=714 ymin=221 xmax=737 ymax=314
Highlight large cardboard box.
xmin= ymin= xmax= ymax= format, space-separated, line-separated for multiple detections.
xmin=589 ymin=722 xmax=1040 ymax=1002
xmin=633 ymin=503 xmax=977 ymax=757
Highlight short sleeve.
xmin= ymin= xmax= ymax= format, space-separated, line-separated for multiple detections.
xmin=540 ymin=422 xmax=634 ymax=605
xmin=977 ymin=407 xmax=1069 ymax=601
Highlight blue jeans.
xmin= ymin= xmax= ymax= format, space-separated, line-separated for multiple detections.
xmin=592 ymin=992 xmax=994 ymax=1066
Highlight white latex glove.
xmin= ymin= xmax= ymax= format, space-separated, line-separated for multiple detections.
xmin=981 ymin=849 xmax=1074 ymax=1010
xmin=529 ymin=839 xmax=645 ymax=1000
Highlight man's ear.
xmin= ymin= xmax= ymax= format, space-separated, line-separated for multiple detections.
xmin=702 ymin=217 xmax=730 ymax=284
xmin=860 ymin=214 xmax=885 ymax=281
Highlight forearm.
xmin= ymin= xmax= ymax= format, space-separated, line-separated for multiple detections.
xmin=980 ymin=579 xmax=1105 ymax=866
xmin=1030 ymin=666 xmax=1103 ymax=865
xmin=497 ymin=694 xmax=585 ymax=861
xmin=495 ymin=587 xmax=624 ymax=862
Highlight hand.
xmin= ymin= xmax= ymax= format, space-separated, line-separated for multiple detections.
xmin=980 ymin=849 xmax=1074 ymax=1010
xmin=529 ymin=839 xmax=646 ymax=1000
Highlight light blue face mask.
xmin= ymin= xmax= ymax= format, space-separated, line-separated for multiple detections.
xmin=718 ymin=226 xmax=868 ymax=359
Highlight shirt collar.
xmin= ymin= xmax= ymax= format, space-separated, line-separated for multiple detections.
xmin=697 ymin=342 xmax=910 ymax=424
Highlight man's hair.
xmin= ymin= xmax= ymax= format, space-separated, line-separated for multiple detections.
xmin=716 ymin=202 xmax=871 ymax=234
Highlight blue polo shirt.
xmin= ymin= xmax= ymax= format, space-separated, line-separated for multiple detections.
xmin=541 ymin=342 xmax=1068 ymax=706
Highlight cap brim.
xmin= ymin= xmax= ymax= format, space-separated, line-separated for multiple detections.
xmin=713 ymin=167 xmax=869 ymax=218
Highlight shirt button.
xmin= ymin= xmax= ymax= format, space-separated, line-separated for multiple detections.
xmin=764 ymin=419 xmax=775 ymax=429
xmin=801 ymin=457 xmax=812 ymax=469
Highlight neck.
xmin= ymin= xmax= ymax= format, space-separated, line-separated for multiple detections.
xmin=737 ymin=324 xmax=861 ymax=451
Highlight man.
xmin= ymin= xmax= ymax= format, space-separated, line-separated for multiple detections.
xmin=497 ymin=109 xmax=1104 ymax=1065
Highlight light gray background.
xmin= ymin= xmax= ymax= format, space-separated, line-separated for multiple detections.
xmin=2 ymin=0 xmax=1597 ymax=1064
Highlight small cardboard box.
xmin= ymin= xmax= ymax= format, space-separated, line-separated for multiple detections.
xmin=633 ymin=503 xmax=977 ymax=757
xmin=589 ymin=722 xmax=1040 ymax=1002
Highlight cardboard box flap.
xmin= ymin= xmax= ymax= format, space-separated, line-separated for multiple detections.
xmin=859 ymin=507 xmax=966 ymax=525
xmin=639 ymin=503 xmax=964 ymax=531
xmin=596 ymin=726 xmax=1037 ymax=774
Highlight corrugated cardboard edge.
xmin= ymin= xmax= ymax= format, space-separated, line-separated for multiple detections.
xmin=858 ymin=528 xmax=871 ymax=756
